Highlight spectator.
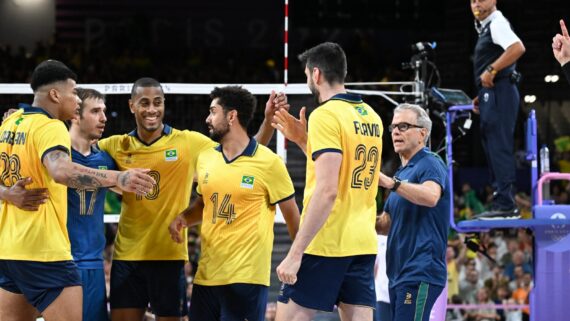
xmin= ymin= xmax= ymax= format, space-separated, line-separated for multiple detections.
xmin=467 ymin=288 xmax=499 ymax=321
xmin=511 ymin=273 xmax=531 ymax=321
xmin=447 ymin=246 xmax=461 ymax=300
xmin=504 ymin=251 xmax=532 ymax=280
xmin=508 ymin=266 xmax=524 ymax=292
xmin=500 ymin=239 xmax=519 ymax=267
xmin=495 ymin=285 xmax=521 ymax=321
xmin=446 ymin=295 xmax=467 ymax=321
xmin=460 ymin=269 xmax=484 ymax=304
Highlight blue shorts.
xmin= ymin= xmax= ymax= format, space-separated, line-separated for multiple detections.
xmin=278 ymin=254 xmax=376 ymax=312
xmin=80 ymin=268 xmax=108 ymax=321
xmin=189 ymin=283 xmax=268 ymax=321
xmin=110 ymin=260 xmax=188 ymax=317
xmin=0 ymin=260 xmax=81 ymax=312
xmin=388 ymin=282 xmax=443 ymax=321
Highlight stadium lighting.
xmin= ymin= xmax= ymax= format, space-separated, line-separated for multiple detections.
xmin=11 ymin=0 xmax=44 ymax=7
xmin=524 ymin=95 xmax=537 ymax=103
xmin=544 ymin=74 xmax=560 ymax=83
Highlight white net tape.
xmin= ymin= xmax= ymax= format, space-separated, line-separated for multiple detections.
xmin=0 ymin=82 xmax=419 ymax=96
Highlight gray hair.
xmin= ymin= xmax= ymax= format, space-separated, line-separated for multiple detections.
xmin=393 ymin=103 xmax=432 ymax=143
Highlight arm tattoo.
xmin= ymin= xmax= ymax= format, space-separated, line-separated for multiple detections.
xmin=68 ymin=175 xmax=103 ymax=189
xmin=118 ymin=172 xmax=130 ymax=187
xmin=46 ymin=150 xmax=108 ymax=189
xmin=47 ymin=150 xmax=69 ymax=162
xmin=66 ymin=163 xmax=106 ymax=189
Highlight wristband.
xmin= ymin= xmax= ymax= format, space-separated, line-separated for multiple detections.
xmin=391 ymin=176 xmax=402 ymax=192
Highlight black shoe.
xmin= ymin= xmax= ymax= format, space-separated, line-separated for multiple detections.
xmin=473 ymin=208 xmax=520 ymax=220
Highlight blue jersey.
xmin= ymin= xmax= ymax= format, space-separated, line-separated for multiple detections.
xmin=67 ymin=147 xmax=116 ymax=269
xmin=384 ymin=148 xmax=450 ymax=289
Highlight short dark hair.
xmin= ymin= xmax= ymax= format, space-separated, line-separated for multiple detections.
xmin=298 ymin=42 xmax=347 ymax=85
xmin=76 ymin=88 xmax=105 ymax=116
xmin=210 ymin=86 xmax=257 ymax=129
xmin=131 ymin=77 xmax=163 ymax=98
xmin=30 ymin=60 xmax=77 ymax=92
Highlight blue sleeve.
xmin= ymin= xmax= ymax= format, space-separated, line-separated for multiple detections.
xmin=418 ymin=156 xmax=448 ymax=192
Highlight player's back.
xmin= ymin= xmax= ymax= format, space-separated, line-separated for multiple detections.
xmin=303 ymin=93 xmax=383 ymax=257
xmin=0 ymin=106 xmax=72 ymax=261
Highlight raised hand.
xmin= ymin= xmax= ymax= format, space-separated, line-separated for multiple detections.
xmin=271 ymin=107 xmax=308 ymax=152
xmin=264 ymin=90 xmax=290 ymax=121
xmin=553 ymin=20 xmax=570 ymax=66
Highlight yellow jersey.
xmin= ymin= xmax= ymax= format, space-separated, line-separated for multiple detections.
xmin=303 ymin=93 xmax=383 ymax=257
xmin=98 ymin=125 xmax=216 ymax=260
xmin=0 ymin=106 xmax=72 ymax=261
xmin=194 ymin=139 xmax=294 ymax=286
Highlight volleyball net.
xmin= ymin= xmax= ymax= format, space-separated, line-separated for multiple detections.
xmin=0 ymin=81 xmax=421 ymax=223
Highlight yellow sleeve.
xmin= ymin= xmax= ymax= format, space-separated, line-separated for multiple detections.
xmin=266 ymin=156 xmax=295 ymax=205
xmin=185 ymin=131 xmax=217 ymax=168
xmin=97 ymin=136 xmax=116 ymax=157
xmin=35 ymin=120 xmax=71 ymax=161
xmin=307 ymin=108 xmax=342 ymax=161
xmin=186 ymin=131 xmax=217 ymax=153
xmin=195 ymin=152 xmax=204 ymax=196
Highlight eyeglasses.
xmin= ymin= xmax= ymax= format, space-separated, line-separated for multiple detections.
xmin=388 ymin=122 xmax=423 ymax=132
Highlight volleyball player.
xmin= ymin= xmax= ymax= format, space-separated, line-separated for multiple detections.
xmin=97 ymin=78 xmax=289 ymax=321
xmin=168 ymin=85 xmax=300 ymax=321
xmin=68 ymin=88 xmax=116 ymax=321
xmin=0 ymin=60 xmax=154 ymax=321
xmin=275 ymin=42 xmax=383 ymax=321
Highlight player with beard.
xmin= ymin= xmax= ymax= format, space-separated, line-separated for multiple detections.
xmin=67 ymin=88 xmax=115 ymax=321
xmin=168 ymin=86 xmax=300 ymax=321
xmin=97 ymin=78 xmax=290 ymax=321
xmin=274 ymin=42 xmax=383 ymax=321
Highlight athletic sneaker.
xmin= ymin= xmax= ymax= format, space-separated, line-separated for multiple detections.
xmin=473 ymin=207 xmax=520 ymax=220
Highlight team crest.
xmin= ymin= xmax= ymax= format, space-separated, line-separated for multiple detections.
xmin=165 ymin=149 xmax=178 ymax=161
xmin=355 ymin=106 xmax=368 ymax=116
xmin=404 ymin=292 xmax=413 ymax=304
xmin=240 ymin=175 xmax=255 ymax=189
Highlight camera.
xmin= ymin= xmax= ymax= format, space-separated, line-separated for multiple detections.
xmin=411 ymin=41 xmax=436 ymax=54
xmin=402 ymin=41 xmax=436 ymax=71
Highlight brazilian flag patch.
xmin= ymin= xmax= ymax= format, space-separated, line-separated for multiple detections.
xmin=165 ymin=149 xmax=178 ymax=161
xmin=355 ymin=105 xmax=368 ymax=116
xmin=98 ymin=166 xmax=108 ymax=170
xmin=240 ymin=175 xmax=255 ymax=189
